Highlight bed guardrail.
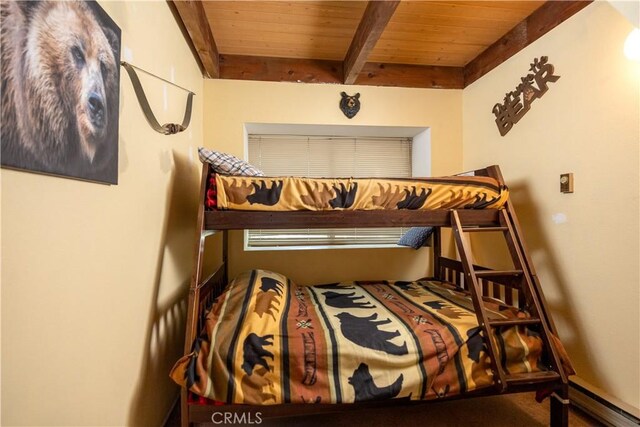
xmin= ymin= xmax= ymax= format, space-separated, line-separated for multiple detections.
xmin=195 ymin=262 xmax=227 ymax=333
xmin=439 ymin=256 xmax=525 ymax=309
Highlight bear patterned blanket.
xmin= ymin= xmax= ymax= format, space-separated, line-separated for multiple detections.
xmin=213 ymin=174 xmax=509 ymax=211
xmin=170 ymin=270 xmax=545 ymax=404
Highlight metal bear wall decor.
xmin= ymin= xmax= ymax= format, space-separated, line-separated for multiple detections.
xmin=340 ymin=92 xmax=360 ymax=119
xmin=492 ymin=56 xmax=560 ymax=136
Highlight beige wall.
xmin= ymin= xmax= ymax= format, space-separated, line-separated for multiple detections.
xmin=1 ymin=1 xmax=203 ymax=426
xmin=203 ymin=80 xmax=462 ymax=285
xmin=463 ymin=2 xmax=639 ymax=410
xmin=3 ymin=0 xmax=638 ymax=424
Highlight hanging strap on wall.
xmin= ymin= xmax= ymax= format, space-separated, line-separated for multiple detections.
xmin=121 ymin=61 xmax=194 ymax=135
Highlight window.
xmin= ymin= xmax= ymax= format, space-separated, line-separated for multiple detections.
xmin=244 ymin=125 xmax=430 ymax=250
xmin=248 ymin=135 xmax=412 ymax=178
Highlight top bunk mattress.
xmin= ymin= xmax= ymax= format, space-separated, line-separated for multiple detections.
xmin=211 ymin=174 xmax=509 ymax=212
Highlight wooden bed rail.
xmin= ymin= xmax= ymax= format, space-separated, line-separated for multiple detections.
xmin=453 ymin=165 xmax=494 ymax=178
xmin=205 ymin=208 xmax=501 ymax=230
xmin=195 ymin=262 xmax=228 ymax=333
xmin=438 ymin=256 xmax=525 ymax=308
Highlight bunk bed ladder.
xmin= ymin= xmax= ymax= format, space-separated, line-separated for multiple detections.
xmin=451 ymin=209 xmax=567 ymax=394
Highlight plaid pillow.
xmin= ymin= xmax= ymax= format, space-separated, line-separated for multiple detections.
xmin=198 ymin=147 xmax=264 ymax=176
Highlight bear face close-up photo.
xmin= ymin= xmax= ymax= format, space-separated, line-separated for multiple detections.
xmin=1 ymin=0 xmax=121 ymax=184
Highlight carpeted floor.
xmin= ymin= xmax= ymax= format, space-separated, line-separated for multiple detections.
xmin=165 ymin=392 xmax=603 ymax=426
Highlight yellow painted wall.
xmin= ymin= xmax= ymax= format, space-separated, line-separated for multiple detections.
xmin=203 ymin=80 xmax=462 ymax=285
xmin=463 ymin=2 xmax=639 ymax=410
xmin=3 ymin=0 xmax=637 ymax=424
xmin=1 ymin=1 xmax=203 ymax=426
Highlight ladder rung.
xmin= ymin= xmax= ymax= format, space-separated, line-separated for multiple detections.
xmin=505 ymin=371 xmax=560 ymax=385
xmin=461 ymin=226 xmax=509 ymax=232
xmin=474 ymin=269 xmax=523 ymax=277
xmin=489 ymin=318 xmax=540 ymax=327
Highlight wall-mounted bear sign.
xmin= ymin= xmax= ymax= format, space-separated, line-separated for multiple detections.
xmin=1 ymin=0 xmax=121 ymax=184
xmin=340 ymin=92 xmax=361 ymax=119
xmin=492 ymin=56 xmax=560 ymax=136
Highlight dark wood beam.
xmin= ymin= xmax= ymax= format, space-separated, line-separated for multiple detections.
xmin=343 ymin=0 xmax=400 ymax=85
xmin=219 ymin=55 xmax=464 ymax=89
xmin=464 ymin=0 xmax=593 ymax=87
xmin=171 ymin=0 xmax=219 ymax=78
xmin=220 ymin=55 xmax=343 ymax=84
xmin=356 ymin=62 xmax=464 ymax=89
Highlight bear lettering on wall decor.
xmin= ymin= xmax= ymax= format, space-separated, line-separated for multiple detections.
xmin=492 ymin=56 xmax=560 ymax=137
xmin=1 ymin=0 xmax=121 ymax=184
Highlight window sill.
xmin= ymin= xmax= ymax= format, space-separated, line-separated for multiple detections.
xmin=243 ymin=243 xmax=413 ymax=252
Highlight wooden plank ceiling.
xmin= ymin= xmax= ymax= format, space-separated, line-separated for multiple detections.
xmin=172 ymin=0 xmax=592 ymax=89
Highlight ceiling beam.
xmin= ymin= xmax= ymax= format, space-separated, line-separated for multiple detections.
xmin=220 ymin=55 xmax=343 ymax=84
xmin=171 ymin=0 xmax=219 ymax=78
xmin=464 ymin=0 xmax=593 ymax=87
xmin=219 ymin=55 xmax=463 ymax=89
xmin=343 ymin=0 xmax=400 ymax=85
xmin=356 ymin=63 xmax=464 ymax=89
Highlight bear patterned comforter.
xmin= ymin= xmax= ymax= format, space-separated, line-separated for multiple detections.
xmin=170 ymin=270 xmax=545 ymax=404
xmin=213 ymin=174 xmax=508 ymax=211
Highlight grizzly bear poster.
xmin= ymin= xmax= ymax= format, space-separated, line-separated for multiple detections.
xmin=1 ymin=0 xmax=121 ymax=184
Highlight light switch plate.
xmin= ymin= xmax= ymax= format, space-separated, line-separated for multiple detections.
xmin=560 ymin=173 xmax=574 ymax=193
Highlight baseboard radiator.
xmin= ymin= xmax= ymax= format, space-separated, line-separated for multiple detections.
xmin=569 ymin=381 xmax=640 ymax=426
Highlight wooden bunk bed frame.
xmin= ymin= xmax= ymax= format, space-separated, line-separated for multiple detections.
xmin=180 ymin=164 xmax=571 ymax=427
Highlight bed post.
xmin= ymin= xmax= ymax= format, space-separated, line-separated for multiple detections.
xmin=180 ymin=164 xmax=211 ymax=427
xmin=222 ymin=230 xmax=228 ymax=284
xmin=550 ymin=385 xmax=570 ymax=427
xmin=433 ymin=227 xmax=442 ymax=280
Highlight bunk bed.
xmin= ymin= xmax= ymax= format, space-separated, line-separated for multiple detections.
xmin=171 ymin=163 xmax=573 ymax=427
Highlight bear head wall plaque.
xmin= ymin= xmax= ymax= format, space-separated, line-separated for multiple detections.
xmin=340 ymin=92 xmax=361 ymax=119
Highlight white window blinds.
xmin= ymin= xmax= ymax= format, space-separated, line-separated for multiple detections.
xmin=246 ymin=135 xmax=413 ymax=249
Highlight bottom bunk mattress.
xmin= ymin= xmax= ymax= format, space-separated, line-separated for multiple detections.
xmin=171 ymin=269 xmax=544 ymax=405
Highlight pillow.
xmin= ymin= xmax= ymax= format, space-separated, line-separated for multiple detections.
xmin=398 ymin=227 xmax=434 ymax=249
xmin=198 ymin=147 xmax=264 ymax=176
